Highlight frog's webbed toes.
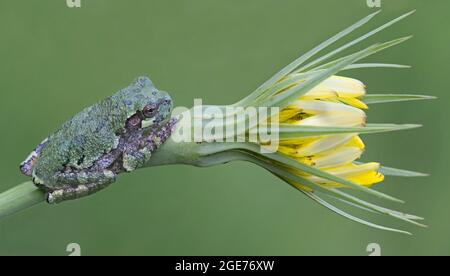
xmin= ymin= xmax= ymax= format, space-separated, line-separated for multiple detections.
xmin=122 ymin=149 xmax=152 ymax=172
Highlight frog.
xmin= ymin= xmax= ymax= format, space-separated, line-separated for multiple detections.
xmin=19 ymin=76 xmax=177 ymax=204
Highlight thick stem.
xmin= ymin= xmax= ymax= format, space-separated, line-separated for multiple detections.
xmin=0 ymin=138 xmax=213 ymax=220
xmin=0 ymin=181 xmax=45 ymax=220
xmin=143 ymin=138 xmax=201 ymax=167
xmin=0 ymin=114 xmax=245 ymax=220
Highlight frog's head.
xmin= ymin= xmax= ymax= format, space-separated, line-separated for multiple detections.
xmin=123 ymin=76 xmax=173 ymax=129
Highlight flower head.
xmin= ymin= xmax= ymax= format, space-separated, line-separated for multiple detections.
xmin=219 ymin=11 xmax=433 ymax=234
xmin=166 ymin=10 xmax=434 ymax=234
xmin=277 ymin=76 xmax=384 ymax=190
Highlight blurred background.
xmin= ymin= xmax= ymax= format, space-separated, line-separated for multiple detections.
xmin=0 ymin=0 xmax=447 ymax=255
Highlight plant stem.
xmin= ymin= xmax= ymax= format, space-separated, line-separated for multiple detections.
xmin=0 ymin=115 xmax=240 ymax=220
xmin=0 ymin=181 xmax=45 ymax=220
xmin=0 ymin=138 xmax=208 ymax=220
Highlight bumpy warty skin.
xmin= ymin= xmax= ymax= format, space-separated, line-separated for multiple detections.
xmin=32 ymin=76 xmax=172 ymax=188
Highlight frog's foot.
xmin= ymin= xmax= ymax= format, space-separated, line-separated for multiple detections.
xmin=122 ymin=150 xmax=151 ymax=172
xmin=46 ymin=172 xmax=116 ymax=204
xmin=20 ymin=138 xmax=49 ymax=176
xmin=145 ymin=117 xmax=178 ymax=146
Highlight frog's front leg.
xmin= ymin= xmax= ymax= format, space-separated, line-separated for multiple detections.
xmin=47 ymin=170 xmax=116 ymax=204
xmin=122 ymin=118 xmax=178 ymax=172
xmin=20 ymin=138 xmax=49 ymax=176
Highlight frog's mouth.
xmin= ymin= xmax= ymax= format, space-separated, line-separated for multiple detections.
xmin=141 ymin=117 xmax=156 ymax=129
xmin=141 ymin=116 xmax=171 ymax=129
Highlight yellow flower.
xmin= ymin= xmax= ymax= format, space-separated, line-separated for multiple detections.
xmin=275 ymin=76 xmax=384 ymax=191
xmin=178 ymin=11 xmax=431 ymax=234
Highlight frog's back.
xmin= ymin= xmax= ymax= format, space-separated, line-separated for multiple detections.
xmin=32 ymin=76 xmax=157 ymax=186
xmin=33 ymin=93 xmax=129 ymax=185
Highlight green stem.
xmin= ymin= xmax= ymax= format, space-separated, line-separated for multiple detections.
xmin=0 ymin=181 xmax=45 ymax=220
xmin=0 ymin=112 xmax=249 ymax=220
xmin=0 ymin=137 xmax=232 ymax=220
xmin=0 ymin=142 xmax=188 ymax=220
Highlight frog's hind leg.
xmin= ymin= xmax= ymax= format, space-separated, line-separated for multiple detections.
xmin=47 ymin=170 xmax=116 ymax=204
xmin=54 ymin=169 xmax=116 ymax=185
xmin=20 ymin=138 xmax=49 ymax=176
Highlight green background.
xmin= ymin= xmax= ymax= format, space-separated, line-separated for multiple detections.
xmin=0 ymin=0 xmax=447 ymax=256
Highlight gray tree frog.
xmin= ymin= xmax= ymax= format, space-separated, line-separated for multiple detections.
xmin=19 ymin=76 xmax=177 ymax=204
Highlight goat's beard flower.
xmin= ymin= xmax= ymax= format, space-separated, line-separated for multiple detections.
xmin=145 ymin=10 xmax=433 ymax=235
xmin=0 ymin=11 xmax=434 ymax=229
xmin=276 ymin=76 xmax=383 ymax=190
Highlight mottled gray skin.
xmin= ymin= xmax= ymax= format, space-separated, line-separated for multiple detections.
xmin=20 ymin=76 xmax=175 ymax=204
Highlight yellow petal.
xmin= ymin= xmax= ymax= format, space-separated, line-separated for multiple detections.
xmin=300 ymin=91 xmax=339 ymax=100
xmin=296 ymin=113 xmax=365 ymax=127
xmin=290 ymin=99 xmax=366 ymax=116
xmin=277 ymin=107 xmax=308 ymax=123
xmin=304 ymin=76 xmax=366 ymax=98
xmin=305 ymin=162 xmax=383 ymax=186
xmin=279 ymin=137 xmax=313 ymax=146
xmin=306 ymin=146 xmax=363 ymax=169
xmin=323 ymin=162 xmax=381 ymax=178
xmin=347 ymin=171 xmax=384 ymax=187
xmin=290 ymin=134 xmax=354 ymax=156
xmin=347 ymin=136 xmax=365 ymax=150
xmin=339 ymin=97 xmax=368 ymax=109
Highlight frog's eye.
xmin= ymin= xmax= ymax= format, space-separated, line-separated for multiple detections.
xmin=142 ymin=105 xmax=157 ymax=118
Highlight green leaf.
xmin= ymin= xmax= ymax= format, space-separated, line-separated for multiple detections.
xmin=237 ymin=143 xmax=404 ymax=203
xmin=243 ymin=153 xmax=417 ymax=233
xmin=208 ymin=146 xmax=422 ymax=232
xmin=227 ymin=43 xmax=392 ymax=138
xmin=379 ymin=165 xmax=429 ymax=177
xmin=272 ymin=163 xmax=424 ymax=224
xmin=266 ymin=152 xmax=403 ymax=202
xmin=234 ymin=11 xmax=381 ymax=107
xmin=261 ymin=36 xmax=413 ymax=111
xmin=300 ymin=190 xmax=412 ymax=235
xmin=353 ymin=161 xmax=428 ymax=177
xmin=330 ymin=189 xmax=425 ymax=226
xmin=312 ymin=36 xmax=412 ymax=71
xmin=260 ymin=43 xmax=380 ymax=109
xmin=344 ymin=63 xmax=411 ymax=70
xmin=363 ymin=94 xmax=436 ymax=104
xmin=297 ymin=10 xmax=416 ymax=72
xmin=277 ymin=123 xmax=421 ymax=140
xmin=254 ymin=71 xmax=322 ymax=103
